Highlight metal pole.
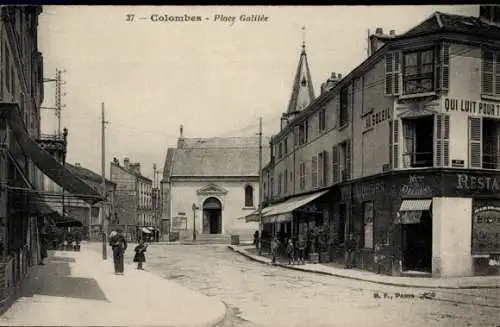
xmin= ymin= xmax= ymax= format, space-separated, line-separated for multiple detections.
xmin=258 ymin=117 xmax=263 ymax=256
xmin=101 ymin=102 xmax=107 ymax=260
xmin=192 ymin=206 xmax=197 ymax=241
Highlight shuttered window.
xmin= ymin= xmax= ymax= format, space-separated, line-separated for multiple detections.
xmin=317 ymin=152 xmax=323 ymax=188
xmin=389 ymin=120 xmax=400 ymax=169
xmin=433 ymin=114 xmax=451 ymax=167
xmin=385 ymin=51 xmax=402 ymax=96
xmin=436 ymin=43 xmax=450 ymax=92
xmin=311 ymin=155 xmax=318 ymax=188
xmin=332 ymin=145 xmax=339 ymax=184
xmin=344 ymin=140 xmax=352 ymax=180
xmin=482 ymin=49 xmax=500 ymax=97
xmin=323 ymin=151 xmax=329 ymax=186
xmin=469 ymin=117 xmax=482 ymax=168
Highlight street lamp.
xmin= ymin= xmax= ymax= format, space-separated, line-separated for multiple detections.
xmin=192 ymin=203 xmax=199 ymax=241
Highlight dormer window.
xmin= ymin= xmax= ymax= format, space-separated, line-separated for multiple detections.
xmin=403 ymin=48 xmax=435 ymax=94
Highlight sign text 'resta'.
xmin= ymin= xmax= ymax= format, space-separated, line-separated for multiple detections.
xmin=363 ymin=108 xmax=391 ymax=131
xmin=444 ymin=98 xmax=500 ymax=117
xmin=456 ymin=174 xmax=500 ymax=192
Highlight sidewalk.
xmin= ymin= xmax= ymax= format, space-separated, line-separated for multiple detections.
xmin=228 ymin=245 xmax=500 ymax=290
xmin=0 ymin=248 xmax=227 ymax=327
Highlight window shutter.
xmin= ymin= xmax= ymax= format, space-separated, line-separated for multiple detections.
xmin=390 ymin=120 xmax=400 ymax=169
xmin=317 ymin=152 xmax=324 ymax=187
xmin=393 ymin=51 xmax=401 ymax=95
xmin=495 ymin=52 xmax=500 ymax=96
xmin=294 ymin=126 xmax=299 ymax=146
xmin=323 ymin=150 xmax=329 ymax=186
xmin=469 ymin=117 xmax=483 ymax=168
xmin=389 ymin=120 xmax=393 ymax=168
xmin=385 ymin=52 xmax=394 ymax=96
xmin=437 ymin=43 xmax=450 ymax=92
xmin=434 ymin=114 xmax=443 ymax=167
xmin=482 ymin=49 xmax=494 ymax=95
xmin=443 ymin=115 xmax=450 ymax=167
xmin=345 ymin=140 xmax=352 ymax=180
xmin=332 ymin=145 xmax=339 ymax=184
xmin=312 ymin=156 xmax=318 ymax=188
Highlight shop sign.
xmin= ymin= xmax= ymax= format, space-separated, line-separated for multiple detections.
xmin=444 ymin=97 xmax=500 ymax=117
xmin=472 ymin=206 xmax=500 ymax=254
xmin=400 ymin=175 xmax=432 ymax=197
xmin=353 ymin=181 xmax=385 ymax=201
xmin=363 ymin=108 xmax=391 ymax=132
xmin=171 ymin=216 xmax=187 ymax=231
xmin=395 ymin=211 xmax=421 ymax=224
xmin=456 ymin=174 xmax=500 ymax=192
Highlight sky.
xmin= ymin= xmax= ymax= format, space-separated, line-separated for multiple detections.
xmin=37 ymin=5 xmax=479 ymax=181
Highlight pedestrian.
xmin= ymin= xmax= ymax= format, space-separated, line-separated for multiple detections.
xmin=286 ymin=238 xmax=295 ymax=265
xmin=297 ymin=235 xmax=306 ymax=265
xmin=345 ymin=233 xmax=356 ymax=269
xmin=253 ymin=230 xmax=259 ymax=249
xmin=133 ymin=239 xmax=148 ymax=270
xmin=39 ymin=220 xmax=48 ymax=265
xmin=109 ymin=229 xmax=127 ymax=275
xmin=270 ymin=236 xmax=279 ymax=264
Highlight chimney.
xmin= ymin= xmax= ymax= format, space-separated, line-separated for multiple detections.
xmin=75 ymin=163 xmax=81 ymax=168
xmin=280 ymin=115 xmax=288 ymax=130
xmin=375 ymin=27 xmax=383 ymax=35
xmin=337 ymin=74 xmax=342 ymax=79
xmin=123 ymin=158 xmax=130 ymax=168
xmin=180 ymin=124 xmax=184 ymax=138
xmin=389 ymin=30 xmax=395 ymax=36
xmin=133 ymin=163 xmax=141 ymax=174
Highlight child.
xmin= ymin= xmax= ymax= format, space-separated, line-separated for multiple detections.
xmin=133 ymin=239 xmax=148 ymax=270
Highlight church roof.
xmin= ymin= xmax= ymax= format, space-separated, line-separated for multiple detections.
xmin=286 ymin=45 xmax=315 ymax=114
xmin=163 ymin=136 xmax=271 ymax=179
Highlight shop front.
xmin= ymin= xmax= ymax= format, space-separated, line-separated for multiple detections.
xmin=338 ymin=169 xmax=500 ymax=277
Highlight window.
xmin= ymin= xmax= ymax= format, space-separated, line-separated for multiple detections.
xmin=278 ymin=142 xmax=283 ymax=159
xmin=482 ymin=118 xmax=500 ymax=169
xmin=363 ymin=201 xmax=374 ymax=249
xmin=283 ymin=139 xmax=288 ymax=155
xmin=284 ymin=168 xmax=288 ymax=194
xmin=318 ymin=150 xmax=328 ymax=187
xmin=339 ymin=140 xmax=351 ymax=181
xmin=318 ymin=108 xmax=326 ymax=131
xmin=482 ymin=49 xmax=500 ymax=97
xmin=299 ymin=162 xmax=306 ymax=190
xmin=403 ymin=49 xmax=435 ymax=94
xmin=339 ymin=87 xmax=349 ymax=127
xmin=244 ymin=185 xmax=254 ymax=207
xmin=311 ymin=155 xmax=318 ymax=188
xmin=402 ymin=116 xmax=434 ymax=168
xmin=278 ymin=173 xmax=282 ymax=196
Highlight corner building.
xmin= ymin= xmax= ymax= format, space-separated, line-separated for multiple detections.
xmin=262 ymin=7 xmax=500 ymax=277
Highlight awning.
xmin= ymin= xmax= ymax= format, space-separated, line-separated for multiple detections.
xmin=3 ymin=102 xmax=103 ymax=204
xmin=399 ymin=199 xmax=432 ymax=212
xmin=242 ymin=207 xmax=272 ymax=223
xmin=262 ymin=190 xmax=329 ymax=224
xmin=30 ymin=198 xmax=83 ymax=227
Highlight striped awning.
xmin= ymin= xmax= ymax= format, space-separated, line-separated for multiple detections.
xmin=399 ymin=199 xmax=432 ymax=212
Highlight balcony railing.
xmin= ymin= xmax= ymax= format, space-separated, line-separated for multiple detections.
xmin=403 ymin=152 xmax=433 ymax=168
xmin=38 ymin=133 xmax=65 ymax=142
xmin=483 ymin=153 xmax=500 ymax=169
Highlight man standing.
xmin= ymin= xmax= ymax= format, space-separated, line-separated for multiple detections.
xmin=344 ymin=233 xmax=356 ymax=269
xmin=109 ymin=230 xmax=127 ymax=275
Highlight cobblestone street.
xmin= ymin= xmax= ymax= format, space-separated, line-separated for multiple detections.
xmin=86 ymin=243 xmax=499 ymax=327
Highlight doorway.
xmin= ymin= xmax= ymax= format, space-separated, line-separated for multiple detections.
xmin=402 ymin=210 xmax=432 ymax=272
xmin=202 ymin=197 xmax=222 ymax=234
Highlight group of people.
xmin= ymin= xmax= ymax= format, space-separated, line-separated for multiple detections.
xmin=254 ymin=230 xmax=358 ymax=269
xmin=108 ymin=230 xmax=149 ymax=275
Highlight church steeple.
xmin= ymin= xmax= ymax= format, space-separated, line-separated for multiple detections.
xmin=286 ymin=35 xmax=315 ymax=115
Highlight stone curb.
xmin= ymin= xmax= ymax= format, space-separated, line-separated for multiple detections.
xmin=227 ymin=246 xmax=500 ymax=290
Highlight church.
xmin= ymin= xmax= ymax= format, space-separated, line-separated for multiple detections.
xmin=161 ymin=130 xmax=270 ymax=243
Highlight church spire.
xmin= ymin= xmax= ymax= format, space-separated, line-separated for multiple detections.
xmin=286 ymin=27 xmax=315 ymax=115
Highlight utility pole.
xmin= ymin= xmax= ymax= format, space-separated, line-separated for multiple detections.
xmin=42 ymin=69 xmax=66 ymax=135
xmin=101 ymin=102 xmax=109 ymax=260
xmin=257 ymin=117 xmax=263 ymax=256
xmin=153 ymin=164 xmax=157 ymax=230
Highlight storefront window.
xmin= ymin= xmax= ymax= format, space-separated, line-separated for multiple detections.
xmin=363 ymin=201 xmax=374 ymax=249
xmin=472 ymin=199 xmax=500 ymax=255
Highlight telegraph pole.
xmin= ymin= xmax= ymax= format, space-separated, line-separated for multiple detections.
xmin=101 ymin=102 xmax=109 ymax=260
xmin=257 ymin=117 xmax=263 ymax=256
xmin=42 ymin=69 xmax=66 ymax=135
xmin=153 ymin=164 xmax=157 ymax=230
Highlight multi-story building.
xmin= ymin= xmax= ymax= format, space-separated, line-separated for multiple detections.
xmin=110 ymin=157 xmax=153 ymax=240
xmin=161 ymin=128 xmax=270 ymax=243
xmin=261 ymin=6 xmax=500 ymax=277
xmin=64 ymin=162 xmax=116 ymax=240
xmin=0 ymin=6 xmax=102 ymax=309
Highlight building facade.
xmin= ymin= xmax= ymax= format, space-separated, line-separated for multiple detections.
xmin=0 ymin=6 xmax=103 ymax=309
xmin=64 ymin=162 xmax=116 ymax=240
xmin=261 ymin=7 xmax=500 ymax=277
xmin=162 ymin=130 xmax=270 ymax=243
xmin=110 ymin=158 xmax=153 ymax=240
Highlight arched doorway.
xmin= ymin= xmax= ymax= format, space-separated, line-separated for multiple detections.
xmin=203 ymin=197 xmax=222 ymax=234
